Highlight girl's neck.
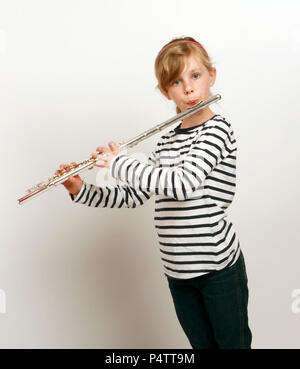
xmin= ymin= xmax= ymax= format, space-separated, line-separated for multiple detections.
xmin=180 ymin=107 xmax=215 ymax=129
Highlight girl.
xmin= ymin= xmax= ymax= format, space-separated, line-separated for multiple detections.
xmin=56 ymin=37 xmax=252 ymax=349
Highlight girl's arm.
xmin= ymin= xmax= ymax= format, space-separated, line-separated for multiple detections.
xmin=69 ymin=152 xmax=156 ymax=208
xmin=110 ymin=121 xmax=235 ymax=201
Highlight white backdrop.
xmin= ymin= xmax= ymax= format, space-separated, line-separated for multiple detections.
xmin=1 ymin=0 xmax=299 ymax=348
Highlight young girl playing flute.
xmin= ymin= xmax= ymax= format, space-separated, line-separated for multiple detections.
xmin=56 ymin=36 xmax=252 ymax=349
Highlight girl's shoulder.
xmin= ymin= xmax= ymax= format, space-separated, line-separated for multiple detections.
xmin=203 ymin=115 xmax=235 ymax=141
xmin=210 ymin=114 xmax=231 ymax=125
xmin=206 ymin=114 xmax=233 ymax=131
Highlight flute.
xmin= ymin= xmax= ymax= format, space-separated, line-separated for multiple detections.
xmin=17 ymin=94 xmax=221 ymax=205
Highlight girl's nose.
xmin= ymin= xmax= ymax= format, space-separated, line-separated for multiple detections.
xmin=184 ymin=86 xmax=194 ymax=95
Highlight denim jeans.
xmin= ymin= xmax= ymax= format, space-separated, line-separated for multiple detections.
xmin=167 ymin=251 xmax=252 ymax=349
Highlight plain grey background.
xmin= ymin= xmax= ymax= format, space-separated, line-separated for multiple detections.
xmin=1 ymin=0 xmax=299 ymax=348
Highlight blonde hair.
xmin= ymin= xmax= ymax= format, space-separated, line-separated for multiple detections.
xmin=154 ymin=36 xmax=215 ymax=113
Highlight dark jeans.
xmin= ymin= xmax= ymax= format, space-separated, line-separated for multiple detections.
xmin=167 ymin=251 xmax=252 ymax=349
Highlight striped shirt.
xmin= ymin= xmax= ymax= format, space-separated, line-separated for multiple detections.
xmin=70 ymin=114 xmax=241 ymax=279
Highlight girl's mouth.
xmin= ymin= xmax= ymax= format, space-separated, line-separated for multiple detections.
xmin=187 ymin=99 xmax=199 ymax=107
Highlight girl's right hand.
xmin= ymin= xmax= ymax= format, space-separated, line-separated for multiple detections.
xmin=54 ymin=162 xmax=83 ymax=196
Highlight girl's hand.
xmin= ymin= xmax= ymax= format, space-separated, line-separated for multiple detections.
xmin=92 ymin=141 xmax=120 ymax=168
xmin=54 ymin=162 xmax=83 ymax=196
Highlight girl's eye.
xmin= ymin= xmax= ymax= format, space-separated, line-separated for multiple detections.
xmin=172 ymin=73 xmax=201 ymax=86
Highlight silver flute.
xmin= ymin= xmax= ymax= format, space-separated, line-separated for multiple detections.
xmin=17 ymin=94 xmax=221 ymax=205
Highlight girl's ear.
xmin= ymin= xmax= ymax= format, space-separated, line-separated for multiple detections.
xmin=209 ymin=68 xmax=217 ymax=86
xmin=158 ymin=85 xmax=171 ymax=100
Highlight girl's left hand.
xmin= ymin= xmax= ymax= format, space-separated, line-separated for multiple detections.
xmin=92 ymin=141 xmax=121 ymax=168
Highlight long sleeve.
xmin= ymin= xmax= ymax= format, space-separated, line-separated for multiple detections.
xmin=110 ymin=122 xmax=235 ymax=201
xmin=69 ymin=152 xmax=157 ymax=208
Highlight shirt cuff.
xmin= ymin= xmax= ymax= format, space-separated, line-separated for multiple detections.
xmin=69 ymin=182 xmax=86 ymax=202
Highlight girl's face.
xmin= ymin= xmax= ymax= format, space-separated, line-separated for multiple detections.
xmin=161 ymin=53 xmax=216 ymax=113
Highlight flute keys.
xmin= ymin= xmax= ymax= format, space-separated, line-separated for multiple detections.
xmin=27 ymin=182 xmax=47 ymax=193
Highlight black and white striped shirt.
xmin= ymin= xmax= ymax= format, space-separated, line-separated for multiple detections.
xmin=71 ymin=114 xmax=241 ymax=279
